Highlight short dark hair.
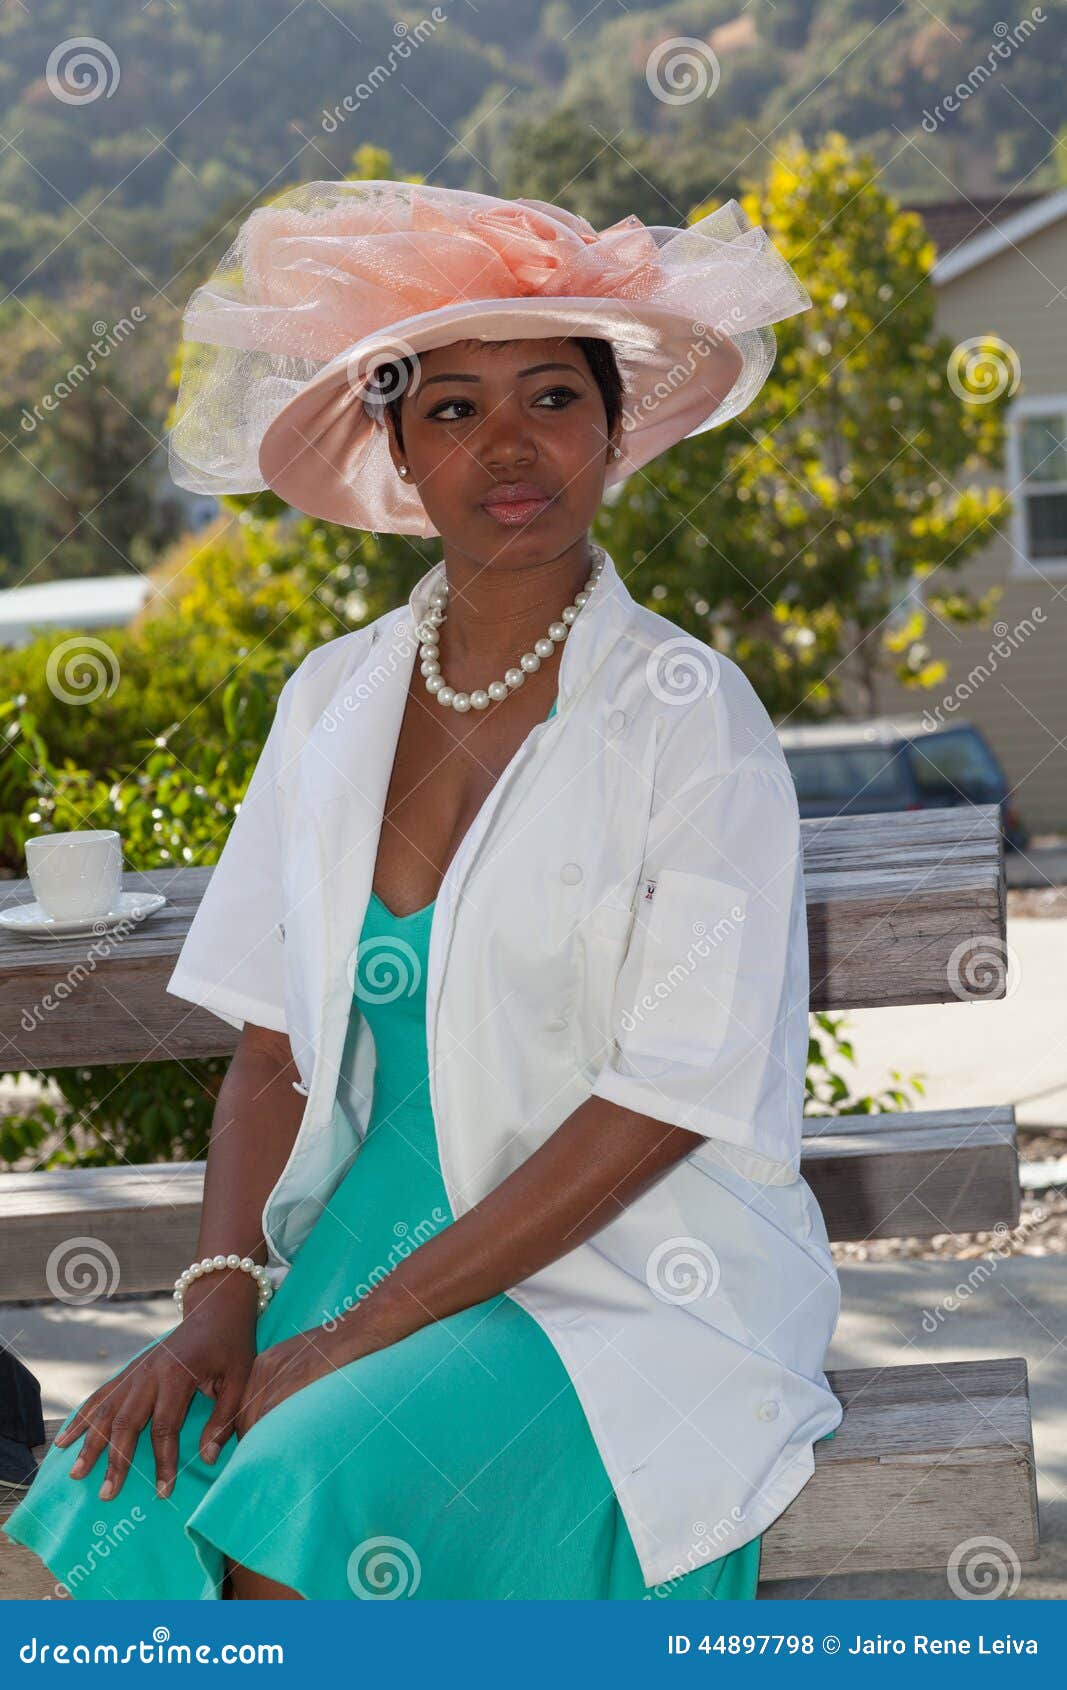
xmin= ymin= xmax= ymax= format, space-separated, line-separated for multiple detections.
xmin=377 ymin=335 xmax=624 ymax=456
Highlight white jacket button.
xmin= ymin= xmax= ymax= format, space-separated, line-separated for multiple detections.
xmin=608 ymin=710 xmax=626 ymax=733
xmin=291 ymin=1078 xmax=309 ymax=1096
xmin=757 ymin=1400 xmax=781 ymax=1422
xmin=547 ymin=1015 xmax=568 ymax=1031
xmin=560 ymin=862 xmax=583 ymax=884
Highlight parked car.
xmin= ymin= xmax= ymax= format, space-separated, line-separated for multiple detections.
xmin=776 ymin=715 xmax=1029 ymax=851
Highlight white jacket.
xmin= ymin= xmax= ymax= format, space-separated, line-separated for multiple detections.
xmin=166 ymin=545 xmax=842 ymax=1587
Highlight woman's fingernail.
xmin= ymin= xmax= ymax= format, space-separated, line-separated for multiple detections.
xmin=157 ymin=1477 xmax=174 ymax=1498
xmin=204 ymin=1440 xmax=220 ymax=1463
xmin=98 ymin=1479 xmax=115 ymax=1500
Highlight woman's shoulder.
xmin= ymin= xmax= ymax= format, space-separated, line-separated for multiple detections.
xmin=610 ymin=597 xmax=790 ymax=780
xmin=278 ymin=615 xmax=384 ymax=711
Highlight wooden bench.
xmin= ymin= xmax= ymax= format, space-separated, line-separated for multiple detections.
xmin=0 ymin=803 xmax=1040 ymax=1596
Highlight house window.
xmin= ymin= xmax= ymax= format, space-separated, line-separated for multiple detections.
xmin=1010 ymin=400 xmax=1067 ymax=570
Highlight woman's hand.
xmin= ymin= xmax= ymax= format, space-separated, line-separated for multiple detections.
xmin=53 ymin=1272 xmax=261 ymax=1502
xmin=234 ymin=1320 xmax=371 ymax=1438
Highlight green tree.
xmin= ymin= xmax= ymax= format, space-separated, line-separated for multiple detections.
xmin=0 ymin=292 xmax=183 ymax=583
xmin=499 ymin=104 xmax=679 ymax=228
xmin=597 ymin=131 xmax=1011 ymax=718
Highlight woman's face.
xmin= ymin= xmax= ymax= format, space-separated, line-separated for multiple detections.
xmin=386 ymin=336 xmax=620 ymax=561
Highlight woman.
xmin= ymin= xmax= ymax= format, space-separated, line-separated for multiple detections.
xmin=3 ymin=183 xmax=841 ymax=1601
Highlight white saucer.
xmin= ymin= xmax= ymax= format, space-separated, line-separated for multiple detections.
xmin=0 ymin=890 xmax=167 ymax=939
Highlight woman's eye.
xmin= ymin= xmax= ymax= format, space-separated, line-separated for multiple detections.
xmin=427 ymin=386 xmax=580 ymax=422
xmin=427 ymin=398 xmax=474 ymax=421
xmin=534 ymin=386 xmax=580 ymax=408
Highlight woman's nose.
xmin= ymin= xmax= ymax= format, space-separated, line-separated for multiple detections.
xmin=477 ymin=407 xmax=537 ymax=472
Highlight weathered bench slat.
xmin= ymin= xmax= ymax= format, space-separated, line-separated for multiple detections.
xmin=760 ymin=1357 xmax=1038 ymax=1580
xmin=0 ymin=1106 xmax=1020 ymax=1299
xmin=802 ymin=1104 xmax=1019 ymax=1242
xmin=0 ymin=805 xmax=1005 ymax=1069
xmin=0 ymin=1358 xmax=1036 ymax=1596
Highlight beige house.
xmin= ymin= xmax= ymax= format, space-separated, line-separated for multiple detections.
xmin=863 ymin=188 xmax=1067 ymax=836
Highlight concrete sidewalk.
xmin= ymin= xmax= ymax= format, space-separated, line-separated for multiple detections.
xmin=2 ymin=1255 xmax=1062 ymax=1602
xmin=830 ymin=916 xmax=1067 ymax=1130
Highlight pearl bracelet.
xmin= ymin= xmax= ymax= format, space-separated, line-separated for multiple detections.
xmin=173 ymin=1254 xmax=274 ymax=1316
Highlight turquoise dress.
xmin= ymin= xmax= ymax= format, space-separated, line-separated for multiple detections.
xmin=2 ymin=696 xmax=761 ymax=1600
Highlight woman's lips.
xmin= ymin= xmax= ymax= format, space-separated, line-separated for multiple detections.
xmin=481 ymin=494 xmax=555 ymax=525
xmin=480 ymin=483 xmax=554 ymax=520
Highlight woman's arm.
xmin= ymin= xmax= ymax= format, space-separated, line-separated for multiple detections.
xmin=342 ymin=1097 xmax=702 ymax=1354
xmin=236 ymin=1093 xmax=703 ymax=1438
xmin=179 ymin=1022 xmax=306 ymax=1323
xmin=57 ymin=1021 xmax=309 ymax=1498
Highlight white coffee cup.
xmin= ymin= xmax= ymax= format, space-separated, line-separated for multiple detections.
xmin=25 ymin=830 xmax=124 ymax=922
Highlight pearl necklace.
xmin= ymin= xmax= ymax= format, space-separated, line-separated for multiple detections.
xmin=418 ymin=545 xmax=606 ymax=713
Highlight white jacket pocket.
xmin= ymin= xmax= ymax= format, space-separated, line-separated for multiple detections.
xmin=617 ymin=867 xmax=748 ymax=1066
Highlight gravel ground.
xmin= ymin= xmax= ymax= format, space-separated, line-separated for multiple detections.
xmin=1007 ymin=884 xmax=1067 ymax=919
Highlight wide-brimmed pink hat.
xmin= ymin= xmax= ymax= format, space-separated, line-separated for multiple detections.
xmin=169 ymin=180 xmax=812 ymax=536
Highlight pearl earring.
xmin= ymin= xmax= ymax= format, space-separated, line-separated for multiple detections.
xmin=398 ymin=465 xmax=409 ymax=479
xmin=610 ymin=445 xmax=621 ymax=459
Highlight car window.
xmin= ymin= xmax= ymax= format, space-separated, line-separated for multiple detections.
xmin=908 ymin=730 xmax=1002 ymax=795
xmin=784 ymin=744 xmax=910 ymax=802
